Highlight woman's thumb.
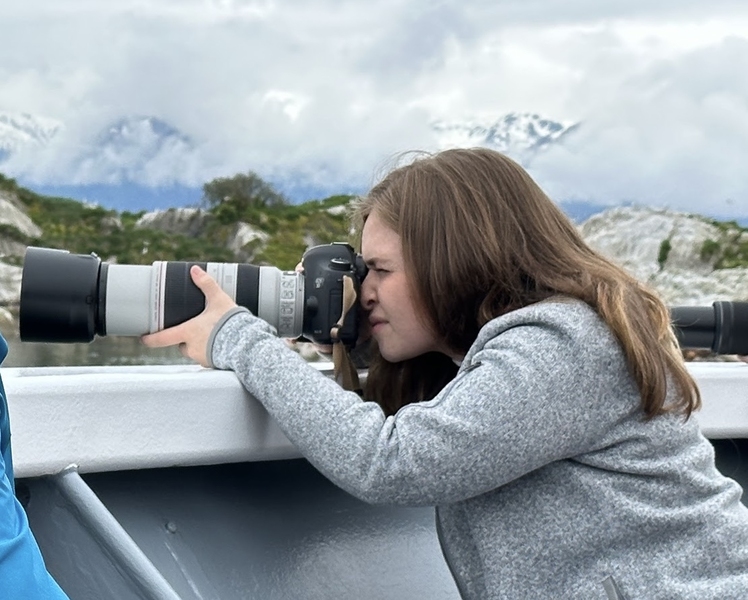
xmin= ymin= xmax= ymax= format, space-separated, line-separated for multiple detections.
xmin=190 ymin=265 xmax=219 ymax=295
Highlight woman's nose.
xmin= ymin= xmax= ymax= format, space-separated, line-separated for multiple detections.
xmin=360 ymin=275 xmax=375 ymax=310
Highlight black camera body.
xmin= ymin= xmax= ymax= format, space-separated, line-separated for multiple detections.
xmin=300 ymin=242 xmax=367 ymax=346
xmin=19 ymin=243 xmax=367 ymax=348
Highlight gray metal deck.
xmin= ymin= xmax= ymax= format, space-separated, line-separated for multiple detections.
xmin=19 ymin=440 xmax=748 ymax=600
xmin=21 ymin=458 xmax=460 ymax=600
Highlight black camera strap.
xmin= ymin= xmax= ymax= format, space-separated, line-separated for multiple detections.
xmin=330 ymin=275 xmax=362 ymax=394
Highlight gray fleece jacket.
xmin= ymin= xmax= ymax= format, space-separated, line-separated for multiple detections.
xmin=208 ymin=298 xmax=748 ymax=599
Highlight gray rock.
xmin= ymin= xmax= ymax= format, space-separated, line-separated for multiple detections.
xmin=135 ymin=208 xmax=270 ymax=262
xmin=579 ymin=206 xmax=748 ymax=305
xmin=135 ymin=207 xmax=210 ymax=237
xmin=325 ymin=205 xmax=349 ymax=216
xmin=0 ymin=192 xmax=38 ymax=298
xmin=0 ymin=262 xmax=22 ymax=304
xmin=0 ymin=191 xmax=42 ymax=239
xmin=0 ymin=306 xmax=13 ymax=329
xmin=0 ymin=238 xmax=27 ymax=262
xmin=229 ymin=222 xmax=269 ymax=257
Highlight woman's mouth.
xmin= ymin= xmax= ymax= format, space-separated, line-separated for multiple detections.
xmin=369 ymin=319 xmax=386 ymax=332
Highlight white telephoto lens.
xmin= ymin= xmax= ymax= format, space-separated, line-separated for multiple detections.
xmin=104 ymin=264 xmax=157 ymax=335
xmin=257 ymin=267 xmax=304 ymax=338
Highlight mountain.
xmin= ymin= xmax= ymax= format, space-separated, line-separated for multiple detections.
xmin=0 ymin=112 xmax=62 ymax=161
xmin=432 ymin=112 xmax=579 ymax=164
xmin=90 ymin=116 xmax=197 ymax=182
xmin=0 ymin=113 xmax=342 ymax=210
xmin=0 ymin=114 xmax=206 ymax=211
xmin=31 ymin=182 xmax=203 ymax=213
xmin=556 ymin=200 xmax=610 ymax=223
xmin=2 ymin=110 xmax=745 ymax=227
xmin=0 ymin=111 xmax=584 ymax=211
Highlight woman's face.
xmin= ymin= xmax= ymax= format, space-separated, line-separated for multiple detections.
xmin=360 ymin=211 xmax=449 ymax=363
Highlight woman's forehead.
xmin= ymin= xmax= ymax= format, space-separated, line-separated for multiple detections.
xmin=361 ymin=212 xmax=402 ymax=261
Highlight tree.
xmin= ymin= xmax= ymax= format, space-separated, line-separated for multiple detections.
xmin=201 ymin=171 xmax=287 ymax=222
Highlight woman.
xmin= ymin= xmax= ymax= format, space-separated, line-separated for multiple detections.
xmin=143 ymin=148 xmax=748 ymax=599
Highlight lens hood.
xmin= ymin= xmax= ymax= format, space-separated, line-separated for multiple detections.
xmin=20 ymin=247 xmax=103 ymax=343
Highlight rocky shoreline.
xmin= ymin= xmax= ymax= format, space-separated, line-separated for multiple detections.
xmin=2 ymin=202 xmax=748 ymax=338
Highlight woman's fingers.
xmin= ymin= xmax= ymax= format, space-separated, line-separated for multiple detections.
xmin=140 ymin=322 xmax=189 ymax=348
xmin=141 ymin=266 xmax=238 ymax=367
xmin=191 ymin=265 xmax=222 ymax=299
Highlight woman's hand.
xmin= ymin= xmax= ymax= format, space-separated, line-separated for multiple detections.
xmin=141 ymin=265 xmax=238 ymax=367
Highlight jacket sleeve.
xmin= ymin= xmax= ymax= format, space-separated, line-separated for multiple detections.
xmin=210 ymin=305 xmax=638 ymax=506
xmin=0 ymin=370 xmax=70 ymax=599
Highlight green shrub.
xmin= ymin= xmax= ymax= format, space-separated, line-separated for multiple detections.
xmin=0 ymin=224 xmax=36 ymax=245
xmin=0 ymin=170 xmax=358 ymax=269
xmin=657 ymin=238 xmax=672 ymax=270
xmin=700 ymin=239 xmax=721 ymax=263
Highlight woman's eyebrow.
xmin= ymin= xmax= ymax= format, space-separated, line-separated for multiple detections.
xmin=364 ymin=256 xmax=390 ymax=268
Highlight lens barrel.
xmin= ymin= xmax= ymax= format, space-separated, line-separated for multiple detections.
xmin=158 ymin=262 xmax=262 ymax=329
xmin=19 ymin=247 xmax=305 ymax=343
xmin=671 ymin=301 xmax=748 ymax=355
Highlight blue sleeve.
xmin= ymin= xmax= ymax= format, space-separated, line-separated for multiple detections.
xmin=0 ymin=335 xmax=69 ymax=599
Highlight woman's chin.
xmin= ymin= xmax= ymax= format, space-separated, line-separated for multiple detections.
xmin=378 ymin=345 xmax=417 ymax=364
xmin=377 ymin=343 xmax=400 ymax=363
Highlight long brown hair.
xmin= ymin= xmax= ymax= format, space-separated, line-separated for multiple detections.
xmin=353 ymin=148 xmax=700 ymax=418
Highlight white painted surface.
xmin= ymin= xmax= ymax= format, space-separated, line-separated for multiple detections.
xmin=3 ymin=362 xmax=748 ymax=479
xmin=689 ymin=362 xmax=748 ymax=438
xmin=4 ymin=364 xmax=313 ymax=479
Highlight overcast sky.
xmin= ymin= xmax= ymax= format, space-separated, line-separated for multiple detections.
xmin=2 ymin=0 xmax=748 ymax=216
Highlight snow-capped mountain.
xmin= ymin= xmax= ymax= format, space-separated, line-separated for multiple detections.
xmin=432 ymin=112 xmax=579 ymax=164
xmin=102 ymin=116 xmax=187 ymax=144
xmin=0 ymin=112 xmax=62 ymax=159
xmin=0 ymin=112 xmax=198 ymax=181
xmin=76 ymin=115 xmax=200 ymax=186
xmin=2 ymin=110 xmax=745 ymax=228
xmin=0 ymin=114 xmax=206 ymax=209
xmin=97 ymin=116 xmax=193 ymax=158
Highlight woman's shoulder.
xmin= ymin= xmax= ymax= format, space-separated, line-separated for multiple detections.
xmin=471 ymin=296 xmax=616 ymax=356
xmin=486 ymin=296 xmax=604 ymax=331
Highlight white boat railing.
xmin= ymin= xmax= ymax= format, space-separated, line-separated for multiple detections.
xmin=4 ymin=361 xmax=748 ymax=480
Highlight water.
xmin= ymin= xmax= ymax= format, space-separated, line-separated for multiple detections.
xmin=0 ymin=322 xmax=192 ymax=368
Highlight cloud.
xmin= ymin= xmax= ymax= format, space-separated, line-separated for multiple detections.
xmin=530 ymin=36 xmax=748 ymax=218
xmin=1 ymin=1 xmax=748 ymax=216
xmin=354 ymin=3 xmax=477 ymax=86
